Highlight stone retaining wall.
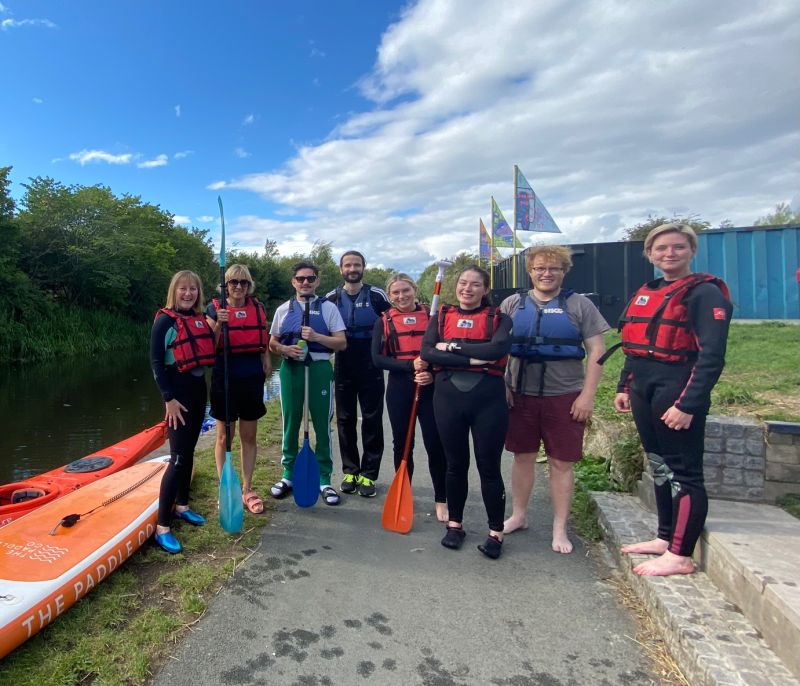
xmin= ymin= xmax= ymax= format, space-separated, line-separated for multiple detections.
xmin=590 ymin=415 xmax=800 ymax=505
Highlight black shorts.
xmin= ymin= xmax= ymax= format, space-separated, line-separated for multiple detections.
xmin=210 ymin=371 xmax=267 ymax=422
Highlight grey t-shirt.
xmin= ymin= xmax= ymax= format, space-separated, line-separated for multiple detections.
xmin=499 ymin=290 xmax=610 ymax=396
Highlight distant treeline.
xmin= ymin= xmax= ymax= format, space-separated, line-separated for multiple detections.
xmin=1 ymin=167 xmax=479 ymax=364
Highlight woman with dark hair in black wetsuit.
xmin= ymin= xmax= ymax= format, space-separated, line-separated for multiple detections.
xmin=372 ymin=273 xmax=448 ymax=521
xmin=421 ymin=265 xmax=512 ymax=559
xmin=613 ymin=223 xmax=732 ymax=576
xmin=150 ymin=270 xmax=215 ymax=554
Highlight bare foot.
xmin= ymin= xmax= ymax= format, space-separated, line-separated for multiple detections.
xmin=502 ymin=515 xmax=529 ymax=534
xmin=633 ymin=550 xmax=696 ymax=576
xmin=552 ymin=529 xmax=573 ymax=554
xmin=621 ymin=538 xmax=669 ymax=555
xmin=435 ymin=502 xmax=449 ymax=523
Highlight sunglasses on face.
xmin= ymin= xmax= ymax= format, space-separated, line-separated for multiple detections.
xmin=227 ymin=279 xmax=251 ymax=288
xmin=294 ymin=275 xmax=317 ymax=283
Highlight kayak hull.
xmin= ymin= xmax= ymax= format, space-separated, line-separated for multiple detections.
xmin=0 ymin=457 xmax=169 ymax=659
xmin=0 ymin=422 xmax=167 ymax=528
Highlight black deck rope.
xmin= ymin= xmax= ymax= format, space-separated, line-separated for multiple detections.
xmin=48 ymin=462 xmax=166 ymax=536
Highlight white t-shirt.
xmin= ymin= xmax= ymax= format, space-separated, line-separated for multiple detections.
xmin=270 ymin=295 xmax=346 ymax=361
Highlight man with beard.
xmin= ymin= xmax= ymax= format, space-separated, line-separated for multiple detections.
xmin=326 ymin=250 xmax=391 ymax=497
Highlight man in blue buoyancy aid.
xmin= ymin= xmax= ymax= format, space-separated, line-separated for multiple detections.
xmin=500 ymin=246 xmax=609 ymax=553
xmin=326 ymin=251 xmax=391 ymax=498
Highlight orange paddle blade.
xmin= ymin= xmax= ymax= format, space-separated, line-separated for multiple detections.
xmin=381 ymin=462 xmax=413 ymax=534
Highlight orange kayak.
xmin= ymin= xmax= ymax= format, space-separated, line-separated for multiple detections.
xmin=0 ymin=422 xmax=167 ymax=528
xmin=0 ymin=457 xmax=169 ymax=658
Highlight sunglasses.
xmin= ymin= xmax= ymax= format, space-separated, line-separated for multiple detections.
xmin=294 ymin=275 xmax=318 ymax=283
xmin=227 ymin=279 xmax=251 ymax=288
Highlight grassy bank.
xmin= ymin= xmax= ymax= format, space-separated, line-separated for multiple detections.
xmin=1 ymin=305 xmax=149 ymax=364
xmin=0 ymin=403 xmax=282 ymax=686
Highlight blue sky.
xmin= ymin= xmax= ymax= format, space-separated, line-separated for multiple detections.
xmin=2 ymin=1 xmax=799 ymax=274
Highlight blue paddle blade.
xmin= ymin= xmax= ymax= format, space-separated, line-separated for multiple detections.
xmin=219 ymin=453 xmax=244 ymax=532
xmin=293 ymin=439 xmax=320 ymax=508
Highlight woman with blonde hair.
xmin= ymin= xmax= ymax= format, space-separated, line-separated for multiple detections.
xmin=371 ymin=273 xmax=447 ymax=520
xmin=205 ymin=264 xmax=271 ymax=514
xmin=150 ymin=270 xmax=215 ymax=553
xmin=611 ymin=223 xmax=732 ymax=576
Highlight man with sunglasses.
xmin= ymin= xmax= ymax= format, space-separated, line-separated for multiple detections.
xmin=500 ymin=246 xmax=609 ymax=554
xmin=268 ymin=261 xmax=347 ymax=505
xmin=325 ymin=250 xmax=391 ymax=497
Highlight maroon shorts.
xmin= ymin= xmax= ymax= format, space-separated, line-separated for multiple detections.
xmin=505 ymin=391 xmax=585 ymax=462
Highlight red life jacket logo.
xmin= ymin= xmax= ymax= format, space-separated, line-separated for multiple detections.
xmin=194 ymin=320 xmax=205 ymax=328
xmin=713 ymin=308 xmax=726 ymax=320
xmin=634 ymin=295 xmax=649 ymax=306
xmin=456 ymin=319 xmax=474 ymax=329
xmin=235 ymin=311 xmax=247 ymax=319
xmin=402 ymin=316 xmax=417 ymax=325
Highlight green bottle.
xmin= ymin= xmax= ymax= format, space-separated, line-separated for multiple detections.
xmin=297 ymin=339 xmax=308 ymax=362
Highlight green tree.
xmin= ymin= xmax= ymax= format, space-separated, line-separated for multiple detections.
xmin=417 ymin=252 xmax=481 ymax=308
xmin=623 ymin=213 xmax=710 ymax=241
xmin=754 ymin=202 xmax=800 ymax=226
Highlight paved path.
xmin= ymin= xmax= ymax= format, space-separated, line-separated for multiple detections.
xmin=154 ymin=413 xmax=654 ymax=686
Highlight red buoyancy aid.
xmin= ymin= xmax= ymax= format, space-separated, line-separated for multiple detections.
xmin=618 ymin=273 xmax=730 ymax=363
xmin=157 ymin=308 xmax=216 ymax=372
xmin=212 ymin=297 xmax=268 ymax=354
xmin=437 ymin=304 xmax=507 ymax=377
xmin=382 ymin=305 xmax=430 ymax=360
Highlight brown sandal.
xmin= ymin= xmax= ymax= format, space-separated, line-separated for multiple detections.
xmin=242 ymin=490 xmax=264 ymax=514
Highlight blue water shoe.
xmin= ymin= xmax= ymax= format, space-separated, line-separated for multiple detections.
xmin=154 ymin=531 xmax=182 ymax=554
xmin=175 ymin=508 xmax=206 ymax=526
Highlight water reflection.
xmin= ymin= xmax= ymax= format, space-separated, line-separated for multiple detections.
xmin=0 ymin=353 xmax=281 ymax=484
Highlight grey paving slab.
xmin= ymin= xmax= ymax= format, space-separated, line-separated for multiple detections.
xmin=152 ymin=416 xmax=655 ymax=686
xmin=593 ymin=492 xmax=800 ymax=686
xmin=696 ymin=500 xmax=800 ymax=679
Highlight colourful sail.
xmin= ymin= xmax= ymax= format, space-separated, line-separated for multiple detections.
xmin=479 ymin=219 xmax=500 ymax=265
xmin=514 ymin=166 xmax=561 ymax=233
xmin=492 ymin=197 xmax=522 ymax=248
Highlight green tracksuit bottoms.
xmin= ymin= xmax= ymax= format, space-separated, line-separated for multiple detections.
xmin=279 ymin=358 xmax=335 ymax=485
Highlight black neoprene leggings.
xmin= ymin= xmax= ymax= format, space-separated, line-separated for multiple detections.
xmin=157 ymin=370 xmax=207 ymax=527
xmin=628 ymin=358 xmax=708 ymax=557
xmin=386 ymin=372 xmax=447 ymax=502
xmin=433 ymin=373 xmax=507 ymax=531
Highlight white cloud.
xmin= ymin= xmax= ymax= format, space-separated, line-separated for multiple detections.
xmin=1 ymin=17 xmax=56 ymax=30
xmin=174 ymin=104 xmax=181 ymax=118
xmin=69 ymin=149 xmax=132 ymax=166
xmin=234 ymin=147 xmax=251 ymax=159
xmin=211 ymin=1 xmax=800 ymax=273
xmin=32 ymin=97 xmax=42 ymax=104
xmin=196 ymin=215 xmax=215 ymax=223
xmin=242 ymin=113 xmax=255 ymax=126
xmin=0 ymin=4 xmax=8 ymax=13
xmin=174 ymin=150 xmax=193 ymax=159
xmin=309 ymin=41 xmax=326 ymax=59
xmin=173 ymin=215 xmax=192 ymax=226
xmin=137 ymin=154 xmax=168 ymax=169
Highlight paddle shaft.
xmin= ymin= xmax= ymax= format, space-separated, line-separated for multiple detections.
xmin=302 ymin=297 xmax=310 ymax=439
xmin=217 ymin=197 xmax=232 ymax=456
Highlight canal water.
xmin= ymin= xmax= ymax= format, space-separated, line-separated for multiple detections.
xmin=0 ymin=350 xmax=280 ymax=484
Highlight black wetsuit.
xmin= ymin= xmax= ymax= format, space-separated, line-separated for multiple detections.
xmin=371 ymin=317 xmax=447 ymax=503
xmin=421 ymin=307 xmax=512 ymax=531
xmin=150 ymin=309 xmax=208 ymax=527
xmin=618 ymin=279 xmax=732 ymax=557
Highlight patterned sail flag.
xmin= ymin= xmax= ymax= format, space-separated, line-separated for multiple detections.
xmin=491 ymin=197 xmax=522 ymax=248
xmin=514 ymin=166 xmax=561 ymax=233
xmin=479 ymin=219 xmax=500 ymax=265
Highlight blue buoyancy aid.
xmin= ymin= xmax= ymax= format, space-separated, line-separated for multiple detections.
xmin=336 ymin=285 xmax=380 ymax=340
xmin=510 ymin=290 xmax=585 ymax=361
xmin=278 ymin=297 xmax=332 ymax=352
